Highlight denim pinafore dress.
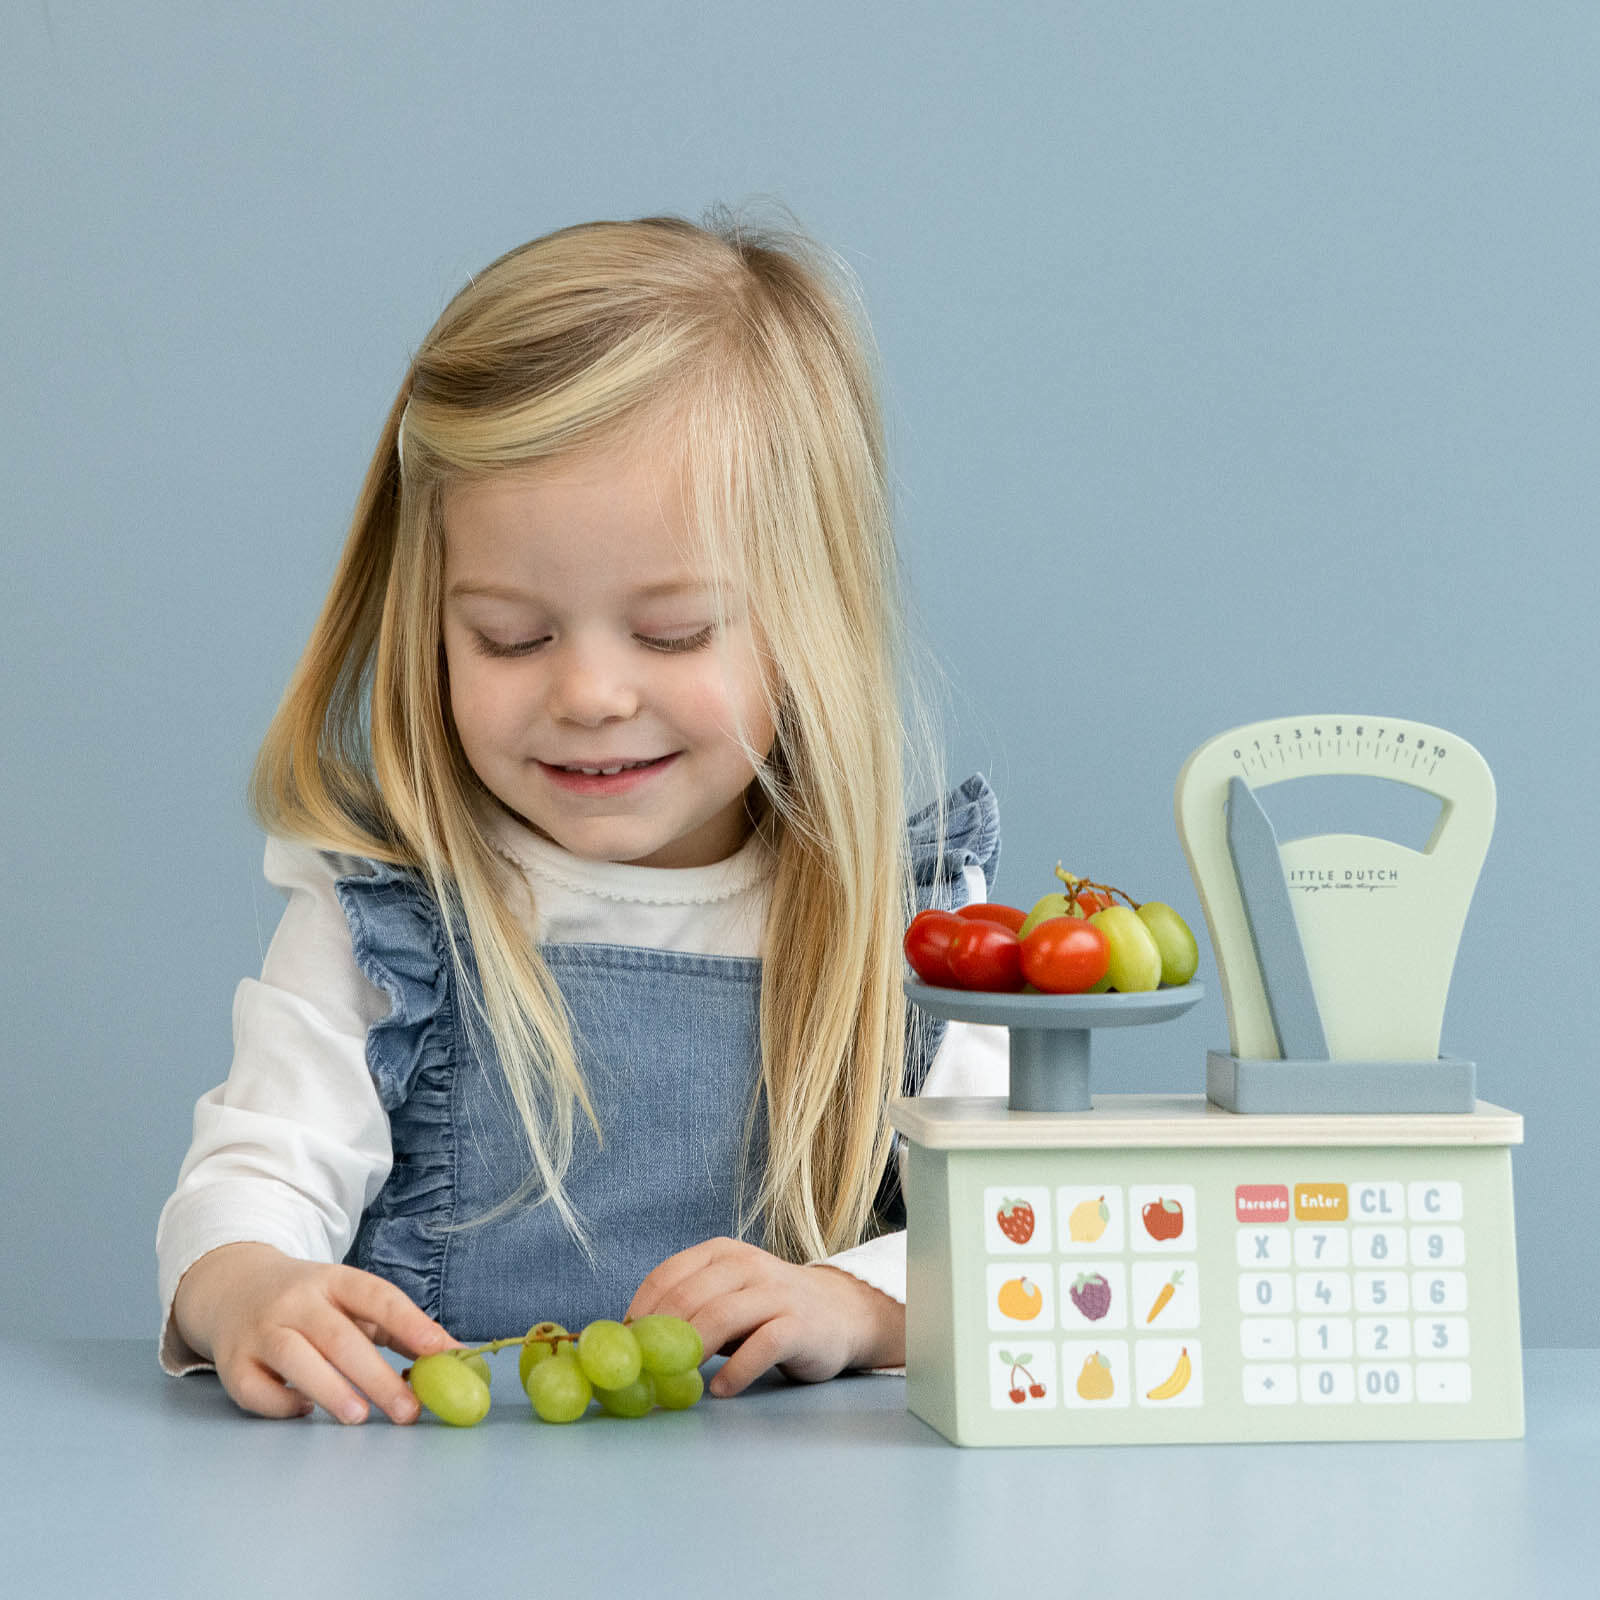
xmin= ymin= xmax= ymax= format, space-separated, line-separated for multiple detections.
xmin=332 ymin=774 xmax=998 ymax=1339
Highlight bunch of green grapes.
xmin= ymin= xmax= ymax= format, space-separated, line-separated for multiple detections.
xmin=404 ymin=1314 xmax=706 ymax=1427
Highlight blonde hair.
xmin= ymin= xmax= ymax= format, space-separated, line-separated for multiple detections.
xmin=250 ymin=201 xmax=947 ymax=1263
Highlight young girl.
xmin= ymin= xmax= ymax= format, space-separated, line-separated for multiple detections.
xmin=156 ymin=205 xmax=1007 ymax=1425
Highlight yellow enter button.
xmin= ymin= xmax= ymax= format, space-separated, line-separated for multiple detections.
xmin=1293 ymin=1182 xmax=1349 ymax=1221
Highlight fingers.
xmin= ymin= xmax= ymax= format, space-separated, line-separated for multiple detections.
xmin=626 ymin=1236 xmax=743 ymax=1320
xmin=707 ymin=1308 xmax=810 ymax=1396
xmin=224 ymin=1357 xmax=316 ymax=1420
xmin=646 ymin=1258 xmax=756 ymax=1333
xmin=243 ymin=1318 xmax=409 ymax=1425
xmin=628 ymin=1240 xmax=795 ymax=1385
xmin=217 ymin=1265 xmax=458 ymax=1424
xmin=629 ymin=1242 xmax=869 ymax=1399
xmin=333 ymin=1269 xmax=459 ymax=1360
xmin=320 ymin=1312 xmax=427 ymax=1424
xmin=299 ymin=1271 xmax=460 ymax=1423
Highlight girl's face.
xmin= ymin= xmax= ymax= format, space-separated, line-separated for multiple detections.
xmin=440 ymin=438 xmax=777 ymax=869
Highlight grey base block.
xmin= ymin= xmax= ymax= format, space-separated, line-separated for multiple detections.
xmin=1207 ymin=1050 xmax=1477 ymax=1113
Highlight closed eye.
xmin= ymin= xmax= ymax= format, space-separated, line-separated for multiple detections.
xmin=473 ymin=633 xmax=550 ymax=659
xmin=636 ymin=626 xmax=715 ymax=653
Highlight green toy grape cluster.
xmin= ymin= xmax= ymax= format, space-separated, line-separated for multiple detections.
xmin=404 ymin=1315 xmax=706 ymax=1426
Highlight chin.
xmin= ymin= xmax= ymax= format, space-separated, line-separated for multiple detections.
xmin=554 ymin=824 xmax=669 ymax=865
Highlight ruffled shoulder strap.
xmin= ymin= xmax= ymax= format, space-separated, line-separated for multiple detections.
xmin=332 ymin=857 xmax=456 ymax=1110
xmin=906 ymin=772 xmax=1001 ymax=913
xmin=883 ymin=773 xmax=1003 ymax=1221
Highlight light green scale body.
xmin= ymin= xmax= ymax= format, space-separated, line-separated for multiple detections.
xmin=898 ymin=713 xmax=1524 ymax=1446
xmin=893 ymin=1095 xmax=1524 ymax=1447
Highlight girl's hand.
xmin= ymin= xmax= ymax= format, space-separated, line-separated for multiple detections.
xmin=625 ymin=1237 xmax=905 ymax=1397
xmin=171 ymin=1241 xmax=460 ymax=1423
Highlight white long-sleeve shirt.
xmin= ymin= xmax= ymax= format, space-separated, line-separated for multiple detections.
xmin=155 ymin=801 xmax=1009 ymax=1375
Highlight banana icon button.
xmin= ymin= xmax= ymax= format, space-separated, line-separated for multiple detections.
xmin=1145 ymin=1346 xmax=1192 ymax=1400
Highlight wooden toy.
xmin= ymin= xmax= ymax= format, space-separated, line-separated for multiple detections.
xmin=895 ymin=715 xmax=1522 ymax=1446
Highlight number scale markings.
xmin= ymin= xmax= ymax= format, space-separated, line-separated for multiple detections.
xmin=1234 ymin=725 xmax=1448 ymax=780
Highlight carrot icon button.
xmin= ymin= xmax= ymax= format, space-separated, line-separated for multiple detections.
xmin=1145 ymin=1268 xmax=1185 ymax=1324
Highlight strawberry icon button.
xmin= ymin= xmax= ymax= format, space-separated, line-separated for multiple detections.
xmin=996 ymin=1197 xmax=1035 ymax=1245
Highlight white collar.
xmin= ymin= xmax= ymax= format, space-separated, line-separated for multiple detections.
xmin=474 ymin=792 xmax=776 ymax=907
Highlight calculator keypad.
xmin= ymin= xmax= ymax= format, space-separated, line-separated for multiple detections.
xmin=1237 ymin=1181 xmax=1470 ymax=1406
xmin=975 ymin=1171 xmax=1484 ymax=1421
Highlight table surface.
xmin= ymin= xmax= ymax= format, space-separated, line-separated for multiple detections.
xmin=7 ymin=1340 xmax=1593 ymax=1599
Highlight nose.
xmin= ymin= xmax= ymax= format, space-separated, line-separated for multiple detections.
xmin=545 ymin=634 xmax=640 ymax=726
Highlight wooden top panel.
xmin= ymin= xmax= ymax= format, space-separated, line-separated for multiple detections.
xmin=888 ymin=1093 xmax=1523 ymax=1150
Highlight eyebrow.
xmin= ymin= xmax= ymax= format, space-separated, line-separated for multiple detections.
xmin=446 ymin=579 xmax=707 ymax=603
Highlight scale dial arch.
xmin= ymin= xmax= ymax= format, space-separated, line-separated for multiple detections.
xmin=1174 ymin=715 xmax=1495 ymax=1061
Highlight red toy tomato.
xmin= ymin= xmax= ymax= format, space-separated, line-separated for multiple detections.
xmin=1071 ymin=889 xmax=1110 ymax=916
xmin=947 ymin=919 xmax=1023 ymax=991
xmin=904 ymin=909 xmax=965 ymax=985
xmin=957 ymin=902 xmax=1027 ymax=933
xmin=1019 ymin=916 xmax=1110 ymax=994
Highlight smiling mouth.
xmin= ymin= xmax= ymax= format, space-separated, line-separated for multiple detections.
xmin=544 ymin=756 xmax=669 ymax=776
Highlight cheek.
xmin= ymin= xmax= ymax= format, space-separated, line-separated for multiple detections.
xmin=694 ymin=658 xmax=776 ymax=759
xmin=445 ymin=654 xmax=518 ymax=758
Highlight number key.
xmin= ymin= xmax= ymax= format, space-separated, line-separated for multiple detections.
xmin=1410 ymin=1225 xmax=1466 ymax=1267
xmin=1414 ymin=1316 xmax=1471 ymax=1357
xmin=1238 ymin=1272 xmax=1292 ymax=1313
xmin=1356 ymin=1317 xmax=1411 ymax=1358
xmin=1412 ymin=1270 xmax=1468 ymax=1312
xmin=1352 ymin=1226 xmax=1407 ymax=1266
xmin=1354 ymin=1271 xmax=1409 ymax=1313
xmin=1294 ymin=1228 xmax=1350 ymax=1268
xmin=1295 ymin=1273 xmax=1352 ymax=1314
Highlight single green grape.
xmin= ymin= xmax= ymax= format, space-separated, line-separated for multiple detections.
xmin=1088 ymin=905 xmax=1163 ymax=993
xmin=462 ymin=1352 xmax=492 ymax=1386
xmin=527 ymin=1352 xmax=593 ymax=1423
xmin=576 ymin=1319 xmax=642 ymax=1390
xmin=630 ymin=1314 xmax=704 ymax=1377
xmin=1017 ymin=890 xmax=1077 ymax=939
xmin=1136 ymin=901 xmax=1200 ymax=987
xmin=594 ymin=1373 xmax=656 ymax=1418
xmin=651 ymin=1368 xmax=705 ymax=1411
xmin=408 ymin=1352 xmax=492 ymax=1427
xmin=518 ymin=1322 xmax=570 ymax=1392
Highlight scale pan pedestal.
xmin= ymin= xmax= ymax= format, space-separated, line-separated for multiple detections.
xmin=904 ymin=980 xmax=1204 ymax=1112
xmin=1207 ymin=1051 xmax=1476 ymax=1114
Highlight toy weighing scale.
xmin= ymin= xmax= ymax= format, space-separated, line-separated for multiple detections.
xmin=894 ymin=715 xmax=1524 ymax=1447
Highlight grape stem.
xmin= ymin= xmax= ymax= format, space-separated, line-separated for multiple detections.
xmin=402 ymin=1329 xmax=579 ymax=1381
xmin=1053 ymin=862 xmax=1140 ymax=911
xmin=454 ymin=1332 xmax=579 ymax=1361
xmin=439 ymin=1312 xmax=648 ymax=1363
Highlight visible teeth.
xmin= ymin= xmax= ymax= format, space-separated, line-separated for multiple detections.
xmin=562 ymin=760 xmax=652 ymax=775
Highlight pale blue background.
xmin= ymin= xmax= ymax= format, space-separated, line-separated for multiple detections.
xmin=3 ymin=3 xmax=1594 ymax=1350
